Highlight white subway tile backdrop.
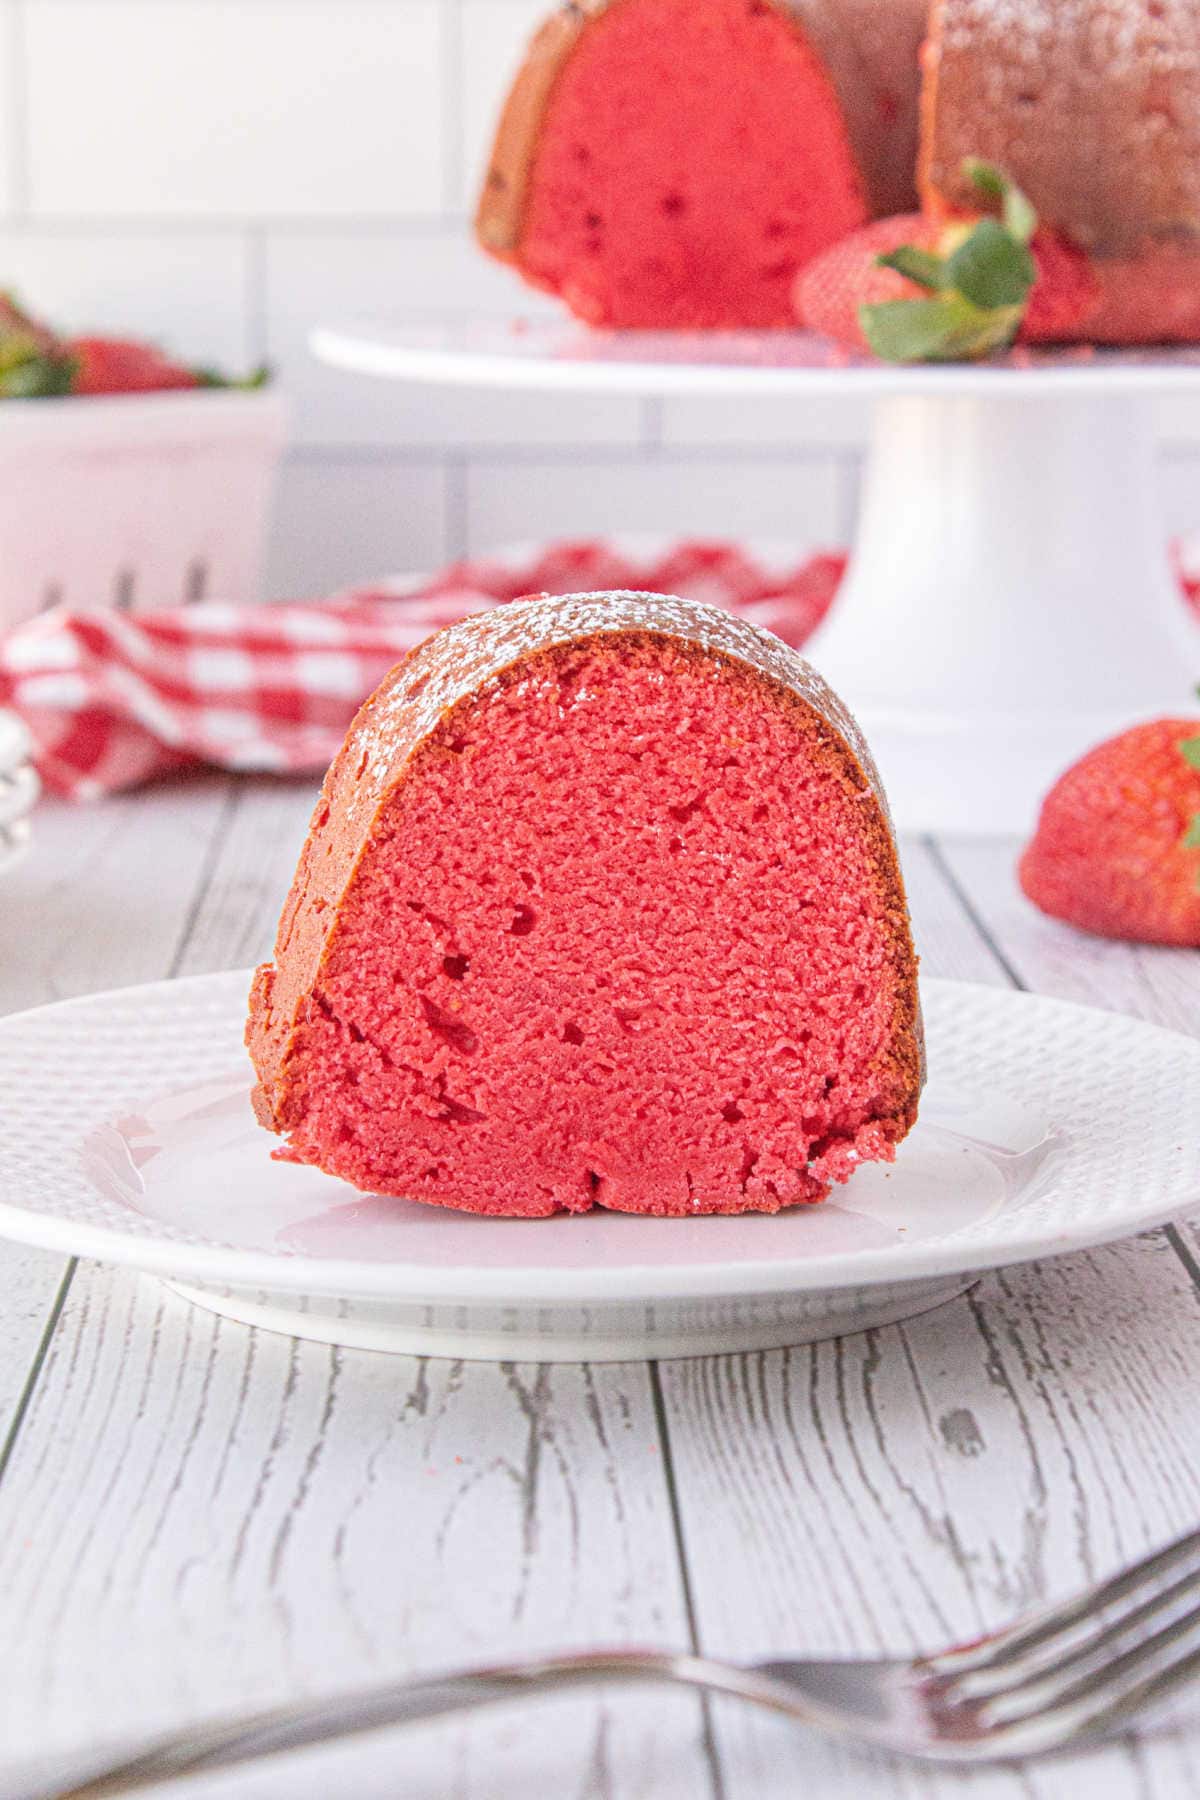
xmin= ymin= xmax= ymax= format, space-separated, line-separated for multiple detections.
xmin=0 ymin=9 xmax=14 ymax=218
xmin=0 ymin=0 xmax=1197 ymax=597
xmin=24 ymin=2 xmax=446 ymax=219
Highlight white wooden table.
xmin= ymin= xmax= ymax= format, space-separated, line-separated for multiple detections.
xmin=2 ymin=775 xmax=1200 ymax=1799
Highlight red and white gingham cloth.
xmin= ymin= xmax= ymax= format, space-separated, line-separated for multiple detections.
xmin=0 ymin=541 xmax=846 ymax=797
xmin=2 ymin=536 xmax=1198 ymax=799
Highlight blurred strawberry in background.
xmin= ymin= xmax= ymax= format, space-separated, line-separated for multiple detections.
xmin=0 ymin=291 xmax=268 ymax=398
xmin=1021 ymin=719 xmax=1200 ymax=947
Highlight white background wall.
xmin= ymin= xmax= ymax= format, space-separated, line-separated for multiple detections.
xmin=1 ymin=0 xmax=1198 ymax=598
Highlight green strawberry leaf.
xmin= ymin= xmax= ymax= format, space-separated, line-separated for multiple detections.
xmin=4 ymin=354 xmax=76 ymax=397
xmin=876 ymin=246 xmax=946 ymax=292
xmin=946 ymin=217 xmax=1038 ymax=311
xmin=861 ymin=291 xmax=1023 ymax=363
xmin=193 ymin=361 xmax=272 ymax=390
xmin=0 ymin=343 xmax=76 ymax=398
xmin=963 ymin=158 xmax=1037 ymax=246
xmin=859 ymin=159 xmax=1039 ymax=363
xmin=1182 ymin=727 xmax=1200 ymax=884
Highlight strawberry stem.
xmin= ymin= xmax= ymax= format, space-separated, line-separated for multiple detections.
xmin=876 ymin=246 xmax=944 ymax=292
xmin=1182 ymin=722 xmax=1200 ymax=881
xmin=860 ymin=161 xmax=1040 ymax=364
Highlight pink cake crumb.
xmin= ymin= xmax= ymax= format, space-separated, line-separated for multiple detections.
xmin=247 ymin=595 xmax=923 ymax=1218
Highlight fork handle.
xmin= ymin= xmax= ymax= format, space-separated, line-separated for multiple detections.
xmin=3 ymin=1650 xmax=805 ymax=1800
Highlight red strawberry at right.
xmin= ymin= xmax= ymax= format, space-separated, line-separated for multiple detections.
xmin=797 ymin=156 xmax=1200 ymax=361
xmin=797 ymin=212 xmax=1098 ymax=354
xmin=1020 ymin=720 xmax=1200 ymax=947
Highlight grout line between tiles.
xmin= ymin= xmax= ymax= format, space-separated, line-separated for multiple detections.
xmin=284 ymin=443 xmax=863 ymax=467
xmin=0 ymin=213 xmax=472 ymax=237
xmin=641 ymin=396 xmax=664 ymax=454
xmin=4 ymin=0 xmax=29 ymax=220
xmin=836 ymin=449 xmax=863 ymax=543
xmin=441 ymin=0 xmax=465 ymax=214
xmin=444 ymin=453 xmax=468 ymax=559
xmin=246 ymin=223 xmax=268 ymax=366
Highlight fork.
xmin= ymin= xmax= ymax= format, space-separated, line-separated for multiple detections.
xmin=13 ymin=1524 xmax=1200 ymax=1798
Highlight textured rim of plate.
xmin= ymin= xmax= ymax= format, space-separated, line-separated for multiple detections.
xmin=0 ymin=762 xmax=40 ymax=831
xmin=0 ymin=709 xmax=31 ymax=772
xmin=0 ymin=969 xmax=1198 ymax=1303
xmin=311 ymin=321 xmax=1200 ymax=400
xmin=0 ymin=815 xmax=32 ymax=877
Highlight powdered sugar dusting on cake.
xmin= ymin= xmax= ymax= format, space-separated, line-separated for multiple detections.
xmin=247 ymin=583 xmax=924 ymax=1216
xmin=349 ymin=591 xmax=892 ymax=823
xmin=940 ymin=0 xmax=1192 ymax=68
xmin=925 ymin=0 xmax=1200 ymax=254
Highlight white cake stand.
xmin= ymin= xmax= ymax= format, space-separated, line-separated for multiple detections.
xmin=312 ymin=320 xmax=1200 ymax=834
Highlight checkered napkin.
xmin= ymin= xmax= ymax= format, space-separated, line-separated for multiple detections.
xmin=0 ymin=541 xmax=846 ymax=798
xmin=2 ymin=535 xmax=1197 ymax=800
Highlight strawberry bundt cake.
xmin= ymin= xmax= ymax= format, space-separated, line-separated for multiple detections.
xmin=475 ymin=0 xmax=928 ymax=328
xmin=476 ymin=0 xmax=1200 ymax=339
xmin=921 ymin=0 xmax=1200 ymax=256
xmin=247 ymin=594 xmax=923 ymax=1218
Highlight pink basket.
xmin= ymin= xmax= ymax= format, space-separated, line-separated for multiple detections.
xmin=0 ymin=389 xmax=288 ymax=629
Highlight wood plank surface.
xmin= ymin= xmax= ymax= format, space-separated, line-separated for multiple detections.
xmin=0 ymin=1268 xmax=710 ymax=1796
xmin=0 ymin=779 xmax=240 ymax=1446
xmin=0 ymin=794 xmax=1197 ymax=1799
xmin=0 ymin=780 xmax=712 ymax=1797
xmin=659 ymin=833 xmax=1200 ymax=1799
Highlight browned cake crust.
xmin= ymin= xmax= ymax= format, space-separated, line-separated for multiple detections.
xmin=247 ymin=593 xmax=925 ymax=1148
xmin=921 ymin=0 xmax=1200 ymax=253
xmin=474 ymin=0 xmax=928 ymax=263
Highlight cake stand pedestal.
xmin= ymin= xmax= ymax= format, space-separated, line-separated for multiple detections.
xmin=312 ymin=322 xmax=1200 ymax=834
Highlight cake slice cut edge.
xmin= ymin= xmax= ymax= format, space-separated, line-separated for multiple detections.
xmin=247 ymin=593 xmax=924 ymax=1218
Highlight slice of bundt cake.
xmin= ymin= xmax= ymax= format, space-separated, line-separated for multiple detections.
xmin=475 ymin=0 xmax=927 ymax=328
xmin=247 ymin=594 xmax=923 ymax=1218
xmin=921 ymin=0 xmax=1200 ymax=255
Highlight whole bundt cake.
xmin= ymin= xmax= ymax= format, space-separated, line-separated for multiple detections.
xmin=474 ymin=0 xmax=928 ymax=328
xmin=921 ymin=0 xmax=1200 ymax=255
xmin=476 ymin=0 xmax=1200 ymax=341
xmin=247 ymin=593 xmax=924 ymax=1217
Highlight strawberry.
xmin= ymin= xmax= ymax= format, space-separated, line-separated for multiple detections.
xmin=68 ymin=337 xmax=202 ymax=396
xmin=68 ymin=337 xmax=270 ymax=396
xmin=1019 ymin=230 xmax=1100 ymax=344
xmin=1019 ymin=719 xmax=1200 ymax=947
xmin=0 ymin=291 xmax=76 ymax=397
xmin=0 ymin=300 xmax=271 ymax=399
xmin=797 ymin=161 xmax=1098 ymax=361
xmin=797 ymin=213 xmax=937 ymax=355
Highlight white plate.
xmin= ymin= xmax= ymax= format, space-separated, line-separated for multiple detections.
xmin=0 ymin=710 xmax=38 ymax=878
xmin=1 ymin=972 xmax=1198 ymax=1361
xmin=0 ymin=816 xmax=32 ymax=879
xmin=0 ymin=761 xmax=39 ymax=831
xmin=0 ymin=707 xmax=30 ymax=774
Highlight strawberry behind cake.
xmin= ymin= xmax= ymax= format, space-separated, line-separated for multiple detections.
xmin=247 ymin=595 xmax=923 ymax=1218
